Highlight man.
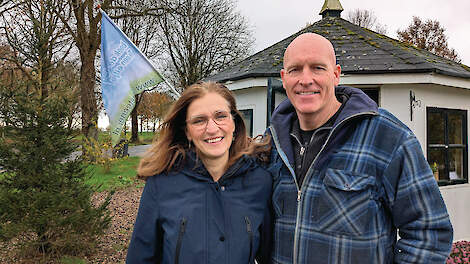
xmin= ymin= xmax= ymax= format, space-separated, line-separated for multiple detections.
xmin=267 ymin=33 xmax=453 ymax=263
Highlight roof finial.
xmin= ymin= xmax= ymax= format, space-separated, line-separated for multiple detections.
xmin=319 ymin=0 xmax=344 ymax=18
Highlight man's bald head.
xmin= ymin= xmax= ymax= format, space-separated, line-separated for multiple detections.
xmin=283 ymin=33 xmax=337 ymax=68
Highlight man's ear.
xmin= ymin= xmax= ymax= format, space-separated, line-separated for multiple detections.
xmin=280 ymin=69 xmax=287 ymax=90
xmin=334 ymin=64 xmax=341 ymax=86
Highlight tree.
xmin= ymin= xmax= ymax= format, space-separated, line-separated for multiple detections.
xmin=0 ymin=80 xmax=111 ymax=259
xmin=346 ymin=9 xmax=387 ymax=35
xmin=397 ymin=16 xmax=460 ymax=62
xmin=0 ymin=0 xmax=74 ymax=97
xmin=54 ymin=0 xmax=171 ymax=140
xmin=0 ymin=0 xmax=81 ymax=131
xmin=156 ymin=0 xmax=254 ymax=89
xmin=137 ymin=91 xmax=173 ymax=132
xmin=0 ymin=1 xmax=111 ymax=258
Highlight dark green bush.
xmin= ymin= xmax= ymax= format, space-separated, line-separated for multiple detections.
xmin=0 ymin=83 xmax=112 ymax=258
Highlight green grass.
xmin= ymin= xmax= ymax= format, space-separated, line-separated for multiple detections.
xmin=60 ymin=256 xmax=87 ymax=264
xmin=1 ymin=157 xmax=143 ymax=192
xmin=128 ymin=131 xmax=157 ymax=146
xmin=85 ymin=156 xmax=142 ymax=191
xmin=72 ymin=131 xmax=111 ymax=143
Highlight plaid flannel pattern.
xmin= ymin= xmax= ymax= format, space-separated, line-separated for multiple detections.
xmin=268 ymin=108 xmax=453 ymax=264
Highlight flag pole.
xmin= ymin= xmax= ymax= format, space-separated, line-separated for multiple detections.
xmin=99 ymin=8 xmax=180 ymax=98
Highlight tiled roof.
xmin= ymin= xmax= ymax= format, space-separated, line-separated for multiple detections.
xmin=208 ymin=16 xmax=470 ymax=82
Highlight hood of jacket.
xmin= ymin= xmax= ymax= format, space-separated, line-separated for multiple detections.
xmin=269 ymin=85 xmax=378 ymax=168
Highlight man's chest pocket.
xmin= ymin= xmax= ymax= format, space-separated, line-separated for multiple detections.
xmin=310 ymin=169 xmax=378 ymax=237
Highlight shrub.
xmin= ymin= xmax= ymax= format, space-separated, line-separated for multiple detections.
xmin=0 ymin=83 xmax=112 ymax=259
xmin=446 ymin=240 xmax=470 ymax=263
xmin=82 ymin=131 xmax=116 ymax=173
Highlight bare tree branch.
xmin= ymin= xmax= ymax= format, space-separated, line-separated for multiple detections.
xmin=346 ymin=9 xmax=387 ymax=35
xmin=155 ymin=0 xmax=254 ymax=89
xmin=397 ymin=16 xmax=460 ymax=62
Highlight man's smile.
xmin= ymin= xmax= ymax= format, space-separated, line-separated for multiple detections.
xmin=296 ymin=90 xmax=320 ymax=95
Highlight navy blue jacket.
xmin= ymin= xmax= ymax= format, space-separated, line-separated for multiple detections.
xmin=126 ymin=152 xmax=273 ymax=264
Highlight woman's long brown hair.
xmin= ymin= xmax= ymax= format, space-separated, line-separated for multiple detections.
xmin=137 ymin=81 xmax=270 ymax=179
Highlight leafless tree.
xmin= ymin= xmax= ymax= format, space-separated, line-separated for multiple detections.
xmin=0 ymin=1 xmax=83 ymax=134
xmin=346 ymin=9 xmax=387 ymax=35
xmin=0 ymin=0 xmax=75 ymax=96
xmin=156 ymin=0 xmax=254 ymax=89
xmin=397 ymin=16 xmax=460 ymax=62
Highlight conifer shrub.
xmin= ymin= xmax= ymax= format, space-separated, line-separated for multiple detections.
xmin=0 ymin=82 xmax=112 ymax=259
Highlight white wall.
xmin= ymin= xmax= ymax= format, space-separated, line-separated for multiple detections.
xmin=233 ymin=86 xmax=268 ymax=136
xmin=381 ymin=83 xmax=470 ymax=241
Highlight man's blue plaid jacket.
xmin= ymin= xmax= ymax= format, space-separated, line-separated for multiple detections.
xmin=267 ymin=86 xmax=453 ymax=264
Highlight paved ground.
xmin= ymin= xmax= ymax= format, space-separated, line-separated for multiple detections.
xmin=68 ymin=144 xmax=152 ymax=160
xmin=127 ymin=144 xmax=152 ymax=157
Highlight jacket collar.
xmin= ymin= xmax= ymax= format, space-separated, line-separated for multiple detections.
xmin=269 ymin=86 xmax=378 ymax=165
xmin=180 ymin=151 xmax=255 ymax=184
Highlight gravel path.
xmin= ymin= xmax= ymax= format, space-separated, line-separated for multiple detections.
xmin=85 ymin=186 xmax=143 ymax=263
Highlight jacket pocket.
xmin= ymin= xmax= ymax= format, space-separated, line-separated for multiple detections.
xmin=311 ymin=169 xmax=376 ymax=236
xmin=272 ymin=177 xmax=298 ymax=218
xmin=244 ymin=216 xmax=254 ymax=263
xmin=175 ymin=217 xmax=187 ymax=264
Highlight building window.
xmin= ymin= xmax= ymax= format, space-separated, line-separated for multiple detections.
xmin=349 ymin=86 xmax=380 ymax=106
xmin=361 ymin=88 xmax=379 ymax=106
xmin=239 ymin=109 xmax=253 ymax=137
xmin=427 ymin=107 xmax=468 ymax=185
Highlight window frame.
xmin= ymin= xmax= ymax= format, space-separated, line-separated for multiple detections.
xmin=426 ymin=107 xmax=468 ymax=186
xmin=239 ymin=109 xmax=253 ymax=137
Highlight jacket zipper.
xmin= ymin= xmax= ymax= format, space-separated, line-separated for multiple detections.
xmin=245 ymin=216 xmax=254 ymax=263
xmin=270 ymin=127 xmax=302 ymax=264
xmin=270 ymin=111 xmax=377 ymax=264
xmin=290 ymin=126 xmax=331 ymax=187
xmin=175 ymin=217 xmax=187 ymax=264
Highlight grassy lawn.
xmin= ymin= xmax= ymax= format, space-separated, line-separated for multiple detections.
xmin=85 ymin=156 xmax=143 ymax=192
xmin=0 ymin=157 xmax=142 ymax=192
xmin=128 ymin=131 xmax=157 ymax=146
xmin=60 ymin=256 xmax=87 ymax=264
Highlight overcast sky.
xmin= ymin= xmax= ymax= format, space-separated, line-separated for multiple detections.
xmin=236 ymin=0 xmax=470 ymax=65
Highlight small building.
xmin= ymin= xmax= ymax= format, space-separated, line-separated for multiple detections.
xmin=209 ymin=0 xmax=470 ymax=240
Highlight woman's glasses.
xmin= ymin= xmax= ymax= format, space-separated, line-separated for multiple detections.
xmin=186 ymin=110 xmax=233 ymax=130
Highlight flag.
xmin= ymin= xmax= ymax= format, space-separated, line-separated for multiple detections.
xmin=100 ymin=10 xmax=164 ymax=146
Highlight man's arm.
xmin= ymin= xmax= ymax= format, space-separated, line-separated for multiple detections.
xmin=383 ymin=136 xmax=453 ymax=263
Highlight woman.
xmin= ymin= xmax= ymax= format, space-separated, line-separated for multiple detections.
xmin=126 ymin=82 xmax=272 ymax=264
